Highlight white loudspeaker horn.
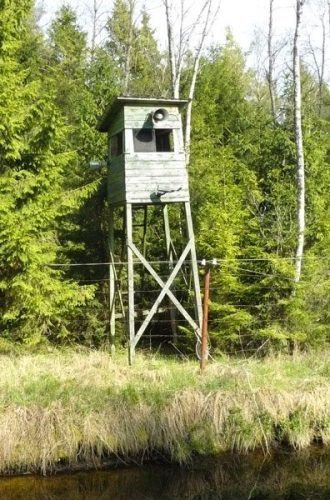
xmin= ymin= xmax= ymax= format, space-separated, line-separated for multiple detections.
xmin=152 ymin=108 xmax=169 ymax=123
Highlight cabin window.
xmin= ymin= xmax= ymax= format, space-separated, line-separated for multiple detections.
xmin=133 ymin=129 xmax=174 ymax=153
xmin=155 ymin=129 xmax=174 ymax=152
xmin=111 ymin=131 xmax=124 ymax=156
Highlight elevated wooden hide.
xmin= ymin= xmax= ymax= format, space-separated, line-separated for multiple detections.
xmin=97 ymin=97 xmax=189 ymax=205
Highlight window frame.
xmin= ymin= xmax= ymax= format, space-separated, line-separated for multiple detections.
xmin=110 ymin=130 xmax=124 ymax=157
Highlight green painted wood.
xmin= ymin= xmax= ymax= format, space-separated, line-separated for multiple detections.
xmin=127 ymin=194 xmax=190 ymax=204
xmin=97 ymin=97 xmax=188 ymax=132
xmin=125 ymin=171 xmax=188 ymax=180
xmin=128 ymin=239 xmax=199 ymax=347
xmin=109 ymin=207 xmax=116 ymax=353
xmin=126 ymin=188 xmax=189 ymax=195
xmin=126 ymin=203 xmax=135 ymax=365
xmin=124 ymin=105 xmax=180 ymax=121
xmin=163 ymin=205 xmax=177 ymax=341
xmin=108 ymin=109 xmax=124 ymax=136
xmin=108 ymin=181 xmax=125 ymax=190
xmin=125 ymin=184 xmax=188 ymax=193
xmin=108 ymin=151 xmax=125 ymax=203
xmin=106 ymin=101 xmax=190 ymax=205
xmin=125 ymin=155 xmax=185 ymax=163
xmin=99 ymin=98 xmax=203 ymax=362
xmin=125 ymin=170 xmax=187 ymax=177
xmin=110 ymin=160 xmax=125 ymax=168
xmin=125 ymin=121 xmax=181 ymax=130
xmin=184 ymin=202 xmax=202 ymax=337
xmin=131 ymin=186 xmax=187 ymax=193
xmin=108 ymin=192 xmax=124 ymax=203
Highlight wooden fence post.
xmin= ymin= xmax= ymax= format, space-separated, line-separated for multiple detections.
xmin=200 ymin=259 xmax=217 ymax=372
xmin=200 ymin=264 xmax=210 ymax=372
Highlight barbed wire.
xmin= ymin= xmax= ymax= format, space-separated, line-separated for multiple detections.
xmin=76 ymin=281 xmax=316 ymax=290
xmin=45 ymin=255 xmax=329 ymax=267
xmin=42 ymin=257 xmax=328 ymax=357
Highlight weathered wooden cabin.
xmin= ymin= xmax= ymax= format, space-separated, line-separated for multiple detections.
xmin=97 ymin=96 xmax=190 ymax=205
xmin=97 ymin=96 xmax=202 ymax=363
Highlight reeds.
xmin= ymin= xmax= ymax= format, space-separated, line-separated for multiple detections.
xmin=0 ymin=349 xmax=328 ymax=474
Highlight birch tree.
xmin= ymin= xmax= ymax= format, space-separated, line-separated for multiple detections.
xmin=164 ymin=0 xmax=177 ymax=97
xmin=106 ymin=0 xmax=136 ymax=94
xmin=293 ymin=0 xmax=306 ymax=283
xmin=87 ymin=0 xmax=106 ymax=58
xmin=123 ymin=0 xmax=135 ymax=93
xmin=267 ymin=0 xmax=276 ymax=121
xmin=185 ymin=0 xmax=217 ymax=164
xmin=307 ymin=3 xmax=327 ymax=116
xmin=163 ymin=0 xmax=221 ymax=163
xmin=315 ymin=16 xmax=326 ymax=116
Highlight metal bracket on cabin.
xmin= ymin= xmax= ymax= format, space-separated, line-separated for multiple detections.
xmin=155 ymin=185 xmax=182 ymax=197
xmin=89 ymin=159 xmax=110 ymax=170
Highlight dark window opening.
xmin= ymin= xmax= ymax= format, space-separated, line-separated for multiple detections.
xmin=111 ymin=131 xmax=124 ymax=156
xmin=155 ymin=129 xmax=174 ymax=152
xmin=133 ymin=128 xmax=155 ymax=152
xmin=133 ymin=128 xmax=174 ymax=153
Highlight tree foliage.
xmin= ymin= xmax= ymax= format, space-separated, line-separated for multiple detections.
xmin=0 ymin=1 xmax=328 ymax=353
xmin=189 ymin=36 xmax=329 ymax=351
xmin=0 ymin=0 xmax=95 ymax=344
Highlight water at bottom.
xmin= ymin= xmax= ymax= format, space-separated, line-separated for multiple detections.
xmin=0 ymin=449 xmax=329 ymax=499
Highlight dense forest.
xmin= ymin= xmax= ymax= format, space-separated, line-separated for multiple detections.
xmin=0 ymin=0 xmax=329 ymax=354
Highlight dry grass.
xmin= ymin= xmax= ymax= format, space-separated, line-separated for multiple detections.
xmin=0 ymin=348 xmax=328 ymax=474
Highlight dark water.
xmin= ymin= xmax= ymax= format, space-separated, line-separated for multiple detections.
xmin=0 ymin=450 xmax=329 ymax=499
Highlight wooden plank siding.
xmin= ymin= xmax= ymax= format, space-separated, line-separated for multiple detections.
xmin=124 ymin=106 xmax=180 ymax=124
xmin=108 ymin=111 xmax=124 ymax=136
xmin=108 ymin=162 xmax=189 ymax=204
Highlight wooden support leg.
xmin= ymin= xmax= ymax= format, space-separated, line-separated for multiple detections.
xmin=109 ymin=206 xmax=116 ymax=355
xmin=126 ymin=203 xmax=135 ymax=365
xmin=120 ymin=206 xmax=126 ymax=264
xmin=128 ymin=239 xmax=199 ymax=347
xmin=115 ymin=206 xmax=126 ymax=320
xmin=141 ymin=205 xmax=148 ymax=290
xmin=142 ymin=205 xmax=148 ymax=258
xmin=184 ymin=202 xmax=203 ymax=337
xmin=163 ymin=205 xmax=177 ymax=342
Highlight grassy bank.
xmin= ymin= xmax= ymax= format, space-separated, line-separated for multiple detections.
xmin=0 ymin=348 xmax=329 ymax=474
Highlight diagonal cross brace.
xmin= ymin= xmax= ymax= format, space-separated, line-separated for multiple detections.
xmin=128 ymin=240 xmax=201 ymax=348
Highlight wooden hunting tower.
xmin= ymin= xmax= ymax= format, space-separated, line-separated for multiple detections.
xmin=97 ymin=96 xmax=202 ymax=363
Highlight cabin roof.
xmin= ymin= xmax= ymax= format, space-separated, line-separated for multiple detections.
xmin=97 ymin=96 xmax=188 ymax=132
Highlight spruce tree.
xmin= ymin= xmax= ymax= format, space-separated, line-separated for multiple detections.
xmin=0 ymin=0 xmax=95 ymax=344
xmin=105 ymin=0 xmax=164 ymax=96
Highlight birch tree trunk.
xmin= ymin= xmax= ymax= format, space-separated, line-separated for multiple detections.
xmin=173 ymin=0 xmax=185 ymax=99
xmin=163 ymin=0 xmax=220 ymax=161
xmin=164 ymin=1 xmax=220 ymax=99
xmin=91 ymin=0 xmax=97 ymax=58
xmin=318 ymin=18 xmax=326 ymax=116
xmin=164 ymin=0 xmax=177 ymax=97
xmin=308 ymin=9 xmax=326 ymax=116
xmin=89 ymin=0 xmax=103 ymax=60
xmin=267 ymin=0 xmax=276 ymax=121
xmin=123 ymin=0 xmax=135 ymax=94
xmin=185 ymin=1 xmax=214 ymax=165
xmin=293 ymin=0 xmax=305 ymax=283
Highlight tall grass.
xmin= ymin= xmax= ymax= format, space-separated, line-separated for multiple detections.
xmin=0 ymin=349 xmax=328 ymax=474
